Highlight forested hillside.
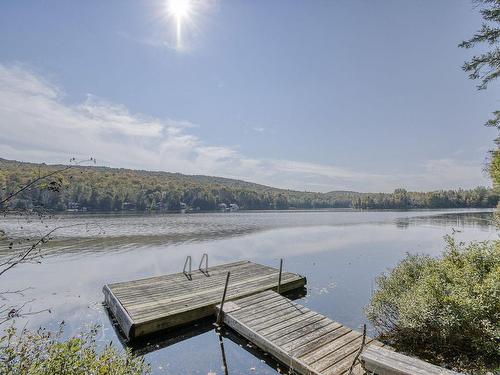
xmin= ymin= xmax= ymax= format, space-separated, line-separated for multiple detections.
xmin=0 ymin=158 xmax=497 ymax=211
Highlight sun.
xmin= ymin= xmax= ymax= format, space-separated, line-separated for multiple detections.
xmin=166 ymin=0 xmax=192 ymax=49
xmin=168 ymin=0 xmax=191 ymax=19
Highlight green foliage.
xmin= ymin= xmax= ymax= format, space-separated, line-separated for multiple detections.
xmin=492 ymin=148 xmax=500 ymax=190
xmin=0 ymin=158 xmax=497 ymax=212
xmin=0 ymin=325 xmax=150 ymax=375
xmin=459 ymin=0 xmax=500 ymax=93
xmin=351 ymin=187 xmax=498 ymax=209
xmin=0 ymin=158 xmax=358 ymax=211
xmin=366 ymin=238 xmax=500 ymax=372
xmin=460 ymin=0 xmax=500 ymax=206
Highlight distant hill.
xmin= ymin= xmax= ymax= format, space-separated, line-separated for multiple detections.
xmin=0 ymin=158 xmax=497 ymax=211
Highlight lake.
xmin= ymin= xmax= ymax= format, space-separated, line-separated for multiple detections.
xmin=0 ymin=209 xmax=497 ymax=374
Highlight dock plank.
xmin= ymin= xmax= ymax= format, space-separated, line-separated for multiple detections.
xmin=216 ymin=291 xmax=384 ymax=375
xmin=112 ymin=263 xmax=274 ymax=300
xmin=103 ymin=261 xmax=306 ymax=340
xmin=131 ymin=273 xmax=303 ymax=321
xmin=244 ymin=304 xmax=310 ymax=329
xmin=360 ymin=346 xmax=462 ymax=375
xmin=127 ymin=272 xmax=296 ymax=311
xmin=279 ymin=322 xmax=343 ymax=351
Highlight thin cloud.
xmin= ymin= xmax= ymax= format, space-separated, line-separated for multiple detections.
xmin=252 ymin=127 xmax=265 ymax=133
xmin=0 ymin=63 xmax=491 ymax=192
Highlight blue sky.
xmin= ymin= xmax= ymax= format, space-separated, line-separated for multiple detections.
xmin=0 ymin=0 xmax=499 ymax=192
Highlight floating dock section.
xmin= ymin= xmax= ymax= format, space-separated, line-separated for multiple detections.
xmin=103 ymin=260 xmax=306 ymax=340
xmin=216 ymin=290 xmax=386 ymax=375
xmin=216 ymin=290 xmax=461 ymax=375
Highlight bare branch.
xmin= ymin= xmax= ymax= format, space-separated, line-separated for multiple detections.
xmin=0 ymin=157 xmax=95 ymax=207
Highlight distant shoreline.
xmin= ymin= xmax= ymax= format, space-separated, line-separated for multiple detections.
xmin=2 ymin=157 xmax=498 ymax=213
xmin=18 ymin=207 xmax=496 ymax=216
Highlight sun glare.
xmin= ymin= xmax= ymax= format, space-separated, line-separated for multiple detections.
xmin=168 ymin=0 xmax=191 ymax=18
xmin=167 ymin=0 xmax=192 ymax=49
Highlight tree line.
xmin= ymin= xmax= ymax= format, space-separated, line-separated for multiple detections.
xmin=352 ymin=187 xmax=497 ymax=209
xmin=0 ymin=158 xmax=497 ymax=212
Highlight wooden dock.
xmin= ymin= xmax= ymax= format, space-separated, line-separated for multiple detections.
xmin=217 ymin=290 xmax=461 ymax=375
xmin=216 ymin=290 xmax=386 ymax=375
xmin=105 ymin=259 xmax=463 ymax=374
xmin=103 ymin=260 xmax=306 ymax=340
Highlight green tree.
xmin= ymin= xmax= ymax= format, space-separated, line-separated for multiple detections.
xmin=393 ymin=188 xmax=410 ymax=208
xmin=366 ymin=238 xmax=500 ymax=373
xmin=459 ymin=0 xmax=500 ymax=205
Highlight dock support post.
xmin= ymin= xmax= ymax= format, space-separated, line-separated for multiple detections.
xmin=183 ymin=256 xmax=192 ymax=280
xmin=277 ymin=258 xmax=283 ymax=294
xmin=216 ymin=272 xmax=231 ymax=327
xmin=348 ymin=324 xmax=367 ymax=375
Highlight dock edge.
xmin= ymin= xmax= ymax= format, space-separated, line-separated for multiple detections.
xmin=103 ymin=284 xmax=135 ymax=340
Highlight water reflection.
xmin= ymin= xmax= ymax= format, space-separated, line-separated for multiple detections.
xmin=0 ymin=209 xmax=497 ymax=375
xmin=0 ymin=209 xmax=495 ymax=257
xmin=127 ymin=318 xmax=215 ymax=356
xmin=394 ymin=211 xmax=495 ymax=230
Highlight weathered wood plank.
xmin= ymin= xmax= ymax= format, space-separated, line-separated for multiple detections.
xmin=280 ymin=322 xmax=343 ymax=352
xmin=125 ymin=275 xmax=301 ymax=313
xmin=236 ymin=299 xmax=307 ymax=325
xmin=244 ymin=304 xmax=310 ymax=329
xmin=243 ymin=300 xmax=309 ymax=324
xmin=302 ymin=331 xmax=362 ymax=366
xmin=266 ymin=315 xmax=329 ymax=342
xmin=259 ymin=311 xmax=318 ymax=337
xmin=102 ymin=285 xmax=134 ymax=339
xmin=110 ymin=260 xmax=249 ymax=289
xmin=293 ymin=326 xmax=352 ymax=358
xmin=233 ymin=289 xmax=277 ymax=307
xmin=130 ymin=273 xmax=303 ymax=320
xmin=126 ymin=271 xmax=301 ymax=316
xmin=133 ymin=276 xmax=306 ymax=329
xmin=311 ymin=336 xmax=373 ymax=373
xmin=320 ymin=339 xmax=376 ymax=375
xmin=230 ymin=294 xmax=286 ymax=318
xmin=217 ymin=303 xmax=320 ymax=375
xmin=112 ymin=264 xmax=276 ymax=297
xmin=103 ymin=261 xmax=306 ymax=340
xmin=360 ymin=346 xmax=462 ymax=375
xmin=111 ymin=263 xmax=277 ymax=300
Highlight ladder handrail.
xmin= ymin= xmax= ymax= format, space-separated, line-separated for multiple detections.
xmin=199 ymin=253 xmax=209 ymax=275
xmin=183 ymin=255 xmax=192 ymax=279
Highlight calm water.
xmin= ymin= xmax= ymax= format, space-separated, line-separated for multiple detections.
xmin=0 ymin=209 xmax=497 ymax=374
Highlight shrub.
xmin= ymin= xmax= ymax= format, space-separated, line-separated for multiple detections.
xmin=366 ymin=237 xmax=500 ymax=373
xmin=0 ymin=325 xmax=150 ymax=375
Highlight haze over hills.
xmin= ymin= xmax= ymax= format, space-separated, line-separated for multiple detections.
xmin=0 ymin=158 xmax=497 ymax=211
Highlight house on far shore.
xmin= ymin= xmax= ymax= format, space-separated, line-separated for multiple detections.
xmin=122 ymin=201 xmax=136 ymax=211
xmin=67 ymin=202 xmax=79 ymax=212
xmin=218 ymin=203 xmax=227 ymax=211
xmin=229 ymin=203 xmax=239 ymax=211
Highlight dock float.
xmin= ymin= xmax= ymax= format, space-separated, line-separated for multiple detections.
xmin=216 ymin=290 xmax=461 ymax=375
xmin=103 ymin=260 xmax=306 ymax=340
xmin=216 ymin=290 xmax=385 ymax=375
